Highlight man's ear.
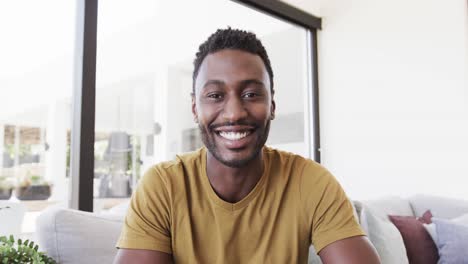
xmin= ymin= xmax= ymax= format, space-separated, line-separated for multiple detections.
xmin=191 ymin=92 xmax=198 ymax=123
xmin=270 ymin=99 xmax=276 ymax=120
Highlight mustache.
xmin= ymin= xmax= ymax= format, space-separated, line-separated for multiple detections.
xmin=209 ymin=121 xmax=258 ymax=130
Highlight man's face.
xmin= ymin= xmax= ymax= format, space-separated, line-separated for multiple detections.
xmin=192 ymin=49 xmax=275 ymax=168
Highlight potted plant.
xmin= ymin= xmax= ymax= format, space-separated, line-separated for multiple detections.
xmin=0 ymin=176 xmax=14 ymax=200
xmin=15 ymin=174 xmax=52 ymax=201
xmin=0 ymin=235 xmax=56 ymax=264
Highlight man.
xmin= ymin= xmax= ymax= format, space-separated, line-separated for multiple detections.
xmin=114 ymin=28 xmax=380 ymax=263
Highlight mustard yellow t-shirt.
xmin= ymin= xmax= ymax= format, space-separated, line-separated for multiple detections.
xmin=116 ymin=147 xmax=364 ymax=263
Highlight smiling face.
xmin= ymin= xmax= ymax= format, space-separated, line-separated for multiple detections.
xmin=192 ymin=49 xmax=275 ymax=168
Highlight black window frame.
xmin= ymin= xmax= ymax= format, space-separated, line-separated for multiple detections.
xmin=70 ymin=0 xmax=321 ymax=211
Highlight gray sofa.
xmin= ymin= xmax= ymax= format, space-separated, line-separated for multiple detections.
xmin=35 ymin=195 xmax=468 ymax=264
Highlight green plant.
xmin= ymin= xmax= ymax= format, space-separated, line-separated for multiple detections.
xmin=29 ymin=176 xmax=44 ymax=185
xmin=0 ymin=235 xmax=56 ymax=264
xmin=5 ymin=144 xmax=33 ymax=160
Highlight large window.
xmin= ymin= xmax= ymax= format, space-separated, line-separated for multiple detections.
xmin=0 ymin=0 xmax=77 ymax=238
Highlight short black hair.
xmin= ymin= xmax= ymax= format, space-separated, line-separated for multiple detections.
xmin=192 ymin=27 xmax=274 ymax=94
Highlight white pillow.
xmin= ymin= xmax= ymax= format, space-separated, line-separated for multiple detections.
xmin=424 ymin=213 xmax=468 ymax=244
xmin=360 ymin=207 xmax=409 ymax=264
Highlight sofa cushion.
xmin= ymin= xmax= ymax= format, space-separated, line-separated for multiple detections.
xmin=409 ymin=194 xmax=468 ymax=219
xmin=424 ymin=213 xmax=468 ymax=247
xmin=433 ymin=218 xmax=468 ymax=264
xmin=36 ymin=207 xmax=124 ymax=264
xmin=360 ymin=207 xmax=408 ymax=264
xmin=388 ymin=214 xmax=438 ymax=264
xmin=362 ymin=196 xmax=414 ymax=220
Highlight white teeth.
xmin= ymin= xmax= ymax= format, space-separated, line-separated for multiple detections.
xmin=219 ymin=131 xmax=250 ymax=140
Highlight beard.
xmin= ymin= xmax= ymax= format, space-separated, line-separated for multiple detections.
xmin=198 ymin=120 xmax=271 ymax=168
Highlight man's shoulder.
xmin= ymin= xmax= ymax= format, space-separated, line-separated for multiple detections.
xmin=146 ymin=147 xmax=205 ymax=182
xmin=263 ymin=146 xmax=324 ymax=173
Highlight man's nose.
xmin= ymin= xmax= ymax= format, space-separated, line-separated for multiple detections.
xmin=222 ymin=96 xmax=248 ymax=122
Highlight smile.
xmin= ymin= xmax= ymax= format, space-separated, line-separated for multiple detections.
xmin=218 ymin=131 xmax=252 ymax=140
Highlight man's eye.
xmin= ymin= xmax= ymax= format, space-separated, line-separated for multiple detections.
xmin=243 ymin=92 xmax=257 ymax=98
xmin=207 ymin=93 xmax=222 ymax=99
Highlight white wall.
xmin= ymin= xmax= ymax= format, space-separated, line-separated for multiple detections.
xmin=283 ymin=0 xmax=468 ymax=200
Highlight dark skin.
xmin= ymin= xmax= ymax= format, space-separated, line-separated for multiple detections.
xmin=113 ymin=49 xmax=381 ymax=264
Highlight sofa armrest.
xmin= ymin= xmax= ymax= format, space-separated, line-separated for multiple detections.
xmin=36 ymin=207 xmax=123 ymax=264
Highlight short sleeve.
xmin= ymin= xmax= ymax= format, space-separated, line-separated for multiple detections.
xmin=116 ymin=166 xmax=172 ymax=253
xmin=300 ymin=162 xmax=365 ymax=253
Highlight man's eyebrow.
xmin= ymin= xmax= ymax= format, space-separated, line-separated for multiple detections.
xmin=201 ymin=79 xmax=265 ymax=90
xmin=239 ymin=79 xmax=265 ymax=88
xmin=202 ymin=80 xmax=225 ymax=89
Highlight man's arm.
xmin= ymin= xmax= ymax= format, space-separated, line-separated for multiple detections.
xmin=319 ymin=236 xmax=381 ymax=264
xmin=113 ymin=249 xmax=173 ymax=264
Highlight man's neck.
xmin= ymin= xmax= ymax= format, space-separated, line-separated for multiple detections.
xmin=206 ymin=151 xmax=264 ymax=203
